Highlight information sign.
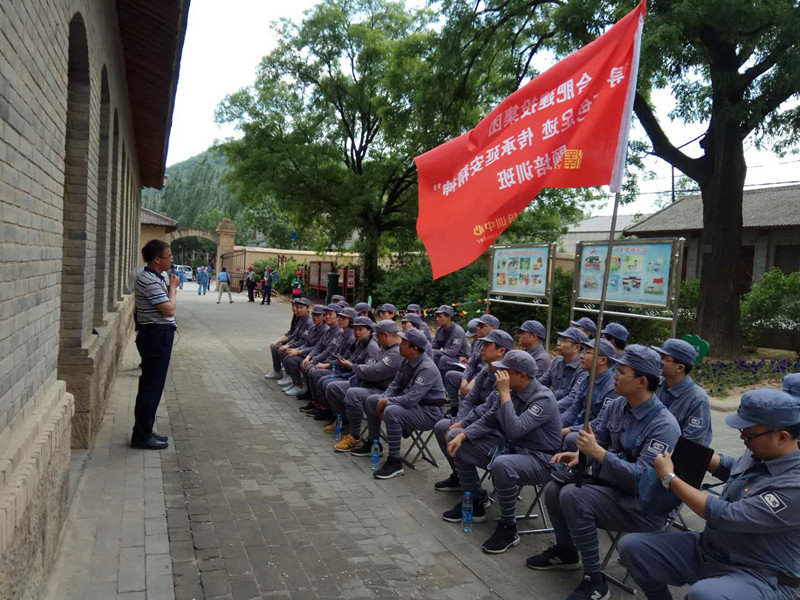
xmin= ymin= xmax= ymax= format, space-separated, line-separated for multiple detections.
xmin=490 ymin=244 xmax=551 ymax=298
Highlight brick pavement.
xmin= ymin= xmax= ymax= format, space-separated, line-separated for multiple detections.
xmin=45 ymin=284 xmax=745 ymax=600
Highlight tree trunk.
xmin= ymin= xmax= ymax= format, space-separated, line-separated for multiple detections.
xmin=696 ymin=119 xmax=746 ymax=356
xmin=359 ymin=228 xmax=381 ymax=302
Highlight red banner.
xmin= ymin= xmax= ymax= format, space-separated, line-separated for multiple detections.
xmin=415 ymin=2 xmax=646 ymax=278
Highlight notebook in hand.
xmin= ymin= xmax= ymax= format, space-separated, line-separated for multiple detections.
xmin=672 ymin=436 xmax=714 ymax=489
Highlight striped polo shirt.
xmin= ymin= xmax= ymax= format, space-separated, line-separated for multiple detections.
xmin=135 ymin=267 xmax=176 ymax=327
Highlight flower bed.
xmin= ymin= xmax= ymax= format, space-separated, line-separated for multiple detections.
xmin=693 ymin=358 xmax=800 ymax=397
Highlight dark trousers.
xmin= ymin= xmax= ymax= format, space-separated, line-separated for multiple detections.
xmin=261 ymin=287 xmax=271 ymax=305
xmin=247 ymin=281 xmax=255 ymax=302
xmin=133 ymin=326 xmax=175 ymax=442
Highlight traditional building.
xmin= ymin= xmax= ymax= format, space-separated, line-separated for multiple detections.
xmin=0 ymin=1 xmax=187 ymax=596
xmin=140 ymin=206 xmax=179 ymax=252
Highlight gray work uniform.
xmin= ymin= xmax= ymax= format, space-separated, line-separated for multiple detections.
xmin=300 ymin=325 xmax=341 ymax=392
xmin=449 ymin=379 xmax=562 ymax=521
xmin=270 ymin=314 xmax=299 ymax=372
xmin=284 ymin=322 xmax=330 ymax=386
xmin=545 ymin=394 xmax=681 ymax=575
xmin=343 ymin=343 xmax=402 ymax=435
xmin=363 ymin=352 xmax=446 ymax=459
xmin=656 ymin=375 xmax=713 ymax=446
xmin=539 ymin=355 xmax=582 ymax=400
xmin=432 ymin=323 xmax=469 ymax=377
xmin=526 ymin=343 xmax=552 ymax=377
xmin=309 ymin=328 xmax=354 ymax=406
xmin=560 ymin=368 xmax=617 ymax=429
xmin=620 ymin=449 xmax=800 ymax=600
xmin=326 ymin=339 xmax=383 ymax=420
xmin=444 ymin=338 xmax=485 ymax=407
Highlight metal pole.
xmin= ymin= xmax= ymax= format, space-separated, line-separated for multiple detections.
xmin=544 ymin=243 xmax=556 ymax=352
xmin=577 ymin=192 xmax=622 ymax=486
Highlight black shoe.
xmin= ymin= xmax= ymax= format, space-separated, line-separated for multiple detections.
xmin=374 ymin=457 xmax=404 ymax=480
xmin=434 ymin=472 xmax=461 ymax=492
xmin=295 ymin=390 xmax=311 ymax=400
xmin=152 ymin=432 xmax=169 ymax=442
xmin=481 ymin=522 xmax=520 ymax=554
xmin=566 ymin=574 xmax=610 ymax=600
xmin=351 ymin=439 xmax=382 ymax=457
xmin=299 ymin=402 xmax=315 ymax=412
xmin=306 ymin=408 xmax=322 ymax=417
xmin=130 ymin=435 xmax=168 ymax=450
xmin=525 ymin=543 xmax=582 ymax=571
xmin=401 ymin=429 xmax=410 ymax=439
xmin=442 ymin=498 xmax=486 ymax=523
xmin=313 ymin=410 xmax=333 ymax=421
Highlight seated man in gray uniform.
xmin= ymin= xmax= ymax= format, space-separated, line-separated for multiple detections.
xmin=620 ymin=388 xmax=800 ymax=600
xmin=444 ymin=314 xmax=500 ymax=415
xmin=560 ymin=338 xmax=618 ymax=431
xmin=405 ymin=304 xmax=433 ymax=342
xmin=331 ymin=294 xmax=346 ymax=304
xmin=335 ymin=319 xmax=403 ymax=451
xmin=516 ymin=319 xmax=552 ymax=377
xmin=377 ymin=303 xmax=398 ymax=321
xmin=432 ymin=329 xmax=514 ymax=492
xmin=601 ymin=322 xmax=628 ymax=357
xmin=526 ymin=345 xmax=681 ymax=600
xmin=362 ymin=328 xmax=446 ymax=480
xmin=297 ymin=303 xmax=342 ymax=406
xmin=265 ymin=299 xmax=305 ymax=380
xmin=401 ymin=312 xmax=433 ymax=350
xmin=431 ymin=305 xmax=469 ymax=377
xmin=282 ymin=304 xmax=330 ymax=396
xmin=570 ymin=316 xmax=597 ymax=339
xmin=354 ymin=302 xmax=372 ymax=318
xmin=785 ymin=373 xmax=800 ymax=399
xmin=305 ymin=307 xmax=356 ymax=414
xmin=273 ymin=298 xmax=314 ymax=386
xmin=651 ymin=338 xmax=712 ymax=445
xmin=443 ymin=350 xmax=562 ymax=555
xmin=539 ymin=326 xmax=588 ymax=400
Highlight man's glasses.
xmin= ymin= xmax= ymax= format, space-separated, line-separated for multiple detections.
xmin=739 ymin=429 xmax=777 ymax=442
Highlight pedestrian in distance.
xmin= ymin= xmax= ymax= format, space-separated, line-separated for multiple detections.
xmin=245 ymin=266 xmax=256 ymax=302
xmin=216 ymin=267 xmax=233 ymax=304
xmin=261 ymin=267 xmax=274 ymax=305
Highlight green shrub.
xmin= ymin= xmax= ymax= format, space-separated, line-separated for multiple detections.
xmin=741 ymin=268 xmax=800 ymax=346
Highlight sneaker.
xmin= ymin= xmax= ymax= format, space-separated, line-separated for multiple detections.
xmin=334 ymin=435 xmax=360 ymax=452
xmin=442 ymin=498 xmax=487 ymax=523
xmin=283 ymin=386 xmax=299 ymax=395
xmin=525 ymin=543 xmax=582 ymax=571
xmin=324 ymin=422 xmax=349 ymax=434
xmin=481 ymin=522 xmax=520 ymax=554
xmin=277 ymin=376 xmax=293 ymax=386
xmin=286 ymin=386 xmax=307 ymax=397
xmin=265 ymin=371 xmax=283 ymax=380
xmin=306 ymin=408 xmax=323 ymax=418
xmin=350 ymin=439 xmax=382 ymax=457
xmin=373 ymin=457 xmax=404 ymax=480
xmin=299 ymin=402 xmax=315 ymax=412
xmin=434 ymin=472 xmax=461 ymax=492
xmin=566 ymin=574 xmax=610 ymax=600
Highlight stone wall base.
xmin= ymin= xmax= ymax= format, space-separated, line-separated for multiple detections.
xmin=0 ymin=380 xmax=74 ymax=600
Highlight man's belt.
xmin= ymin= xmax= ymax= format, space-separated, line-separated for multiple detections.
xmin=419 ymin=398 xmax=446 ymax=407
xmin=139 ymin=323 xmax=176 ymax=331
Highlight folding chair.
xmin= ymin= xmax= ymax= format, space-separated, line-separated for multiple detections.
xmin=402 ymin=429 xmax=439 ymax=469
xmin=515 ymin=484 xmax=553 ymax=535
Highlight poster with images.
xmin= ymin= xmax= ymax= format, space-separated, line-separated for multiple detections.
xmin=491 ymin=245 xmax=550 ymax=297
xmin=577 ymin=241 xmax=675 ymax=307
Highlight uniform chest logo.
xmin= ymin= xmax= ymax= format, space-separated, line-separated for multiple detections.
xmin=452 ymin=339 xmax=461 ymax=346
xmin=414 ymin=375 xmax=425 ymax=384
xmin=689 ymin=417 xmax=702 ymax=427
xmin=647 ymin=439 xmax=668 ymax=455
xmin=603 ymin=397 xmax=614 ymax=407
xmin=529 ymin=404 xmax=543 ymax=418
xmin=366 ymin=358 xmax=377 ymax=364
xmin=382 ymin=355 xmax=392 ymax=365
xmin=760 ymin=491 xmax=787 ymax=513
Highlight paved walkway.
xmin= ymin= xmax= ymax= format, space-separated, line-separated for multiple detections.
xmin=45 ymin=284 xmax=744 ymax=600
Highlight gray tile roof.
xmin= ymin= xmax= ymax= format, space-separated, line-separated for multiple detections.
xmin=568 ymin=214 xmax=643 ymax=233
xmin=625 ymin=184 xmax=800 ymax=234
xmin=140 ymin=207 xmax=178 ymax=229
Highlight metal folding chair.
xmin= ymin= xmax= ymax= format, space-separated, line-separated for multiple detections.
xmin=401 ymin=430 xmax=439 ymax=469
xmin=515 ymin=484 xmax=553 ymax=535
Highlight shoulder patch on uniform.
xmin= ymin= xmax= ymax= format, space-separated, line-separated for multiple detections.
xmin=760 ymin=491 xmax=787 ymax=513
xmin=452 ymin=339 xmax=462 ymax=346
xmin=414 ymin=375 xmax=425 ymax=385
xmin=688 ymin=417 xmax=702 ymax=428
xmin=366 ymin=358 xmax=377 ymax=364
xmin=647 ymin=439 xmax=668 ymax=455
xmin=603 ymin=397 xmax=614 ymax=407
xmin=528 ymin=404 xmax=543 ymax=418
xmin=382 ymin=355 xmax=392 ymax=365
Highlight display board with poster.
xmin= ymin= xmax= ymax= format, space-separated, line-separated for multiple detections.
xmin=490 ymin=244 xmax=552 ymax=298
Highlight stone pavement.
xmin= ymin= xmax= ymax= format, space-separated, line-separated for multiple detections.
xmin=45 ymin=283 xmax=746 ymax=600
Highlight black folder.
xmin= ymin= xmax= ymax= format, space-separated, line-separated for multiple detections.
xmin=672 ymin=436 xmax=714 ymax=489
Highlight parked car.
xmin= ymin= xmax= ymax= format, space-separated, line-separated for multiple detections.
xmin=175 ymin=265 xmax=194 ymax=281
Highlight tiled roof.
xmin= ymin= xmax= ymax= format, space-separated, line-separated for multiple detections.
xmin=140 ymin=207 xmax=178 ymax=230
xmin=568 ymin=214 xmax=643 ymax=233
xmin=625 ymin=184 xmax=800 ymax=234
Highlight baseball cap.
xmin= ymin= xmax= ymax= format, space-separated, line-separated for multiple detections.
xmin=353 ymin=316 xmax=375 ymax=330
xmin=725 ymin=389 xmax=800 ymax=430
xmin=398 ymin=328 xmax=430 ymax=351
xmin=311 ymin=304 xmax=325 ymax=315
xmin=375 ymin=319 xmax=401 ymax=334
xmin=581 ymin=338 xmax=617 ymax=359
xmin=379 ymin=303 xmax=398 ymax=314
xmin=483 ymin=329 xmax=515 ymax=351
xmin=435 ymin=305 xmax=455 ymax=317
xmin=557 ymin=327 xmax=589 ymax=345
xmin=476 ymin=314 xmax=500 ymax=328
xmin=339 ymin=307 xmax=358 ymax=321
xmin=324 ymin=303 xmax=342 ymax=314
xmin=516 ymin=320 xmax=546 ymax=339
xmin=491 ymin=349 xmax=537 ymax=378
xmin=292 ymin=297 xmax=311 ymax=307
xmin=465 ymin=318 xmax=480 ymax=338
xmin=783 ymin=373 xmax=800 ymax=399
xmin=570 ymin=317 xmax=597 ymax=336
xmin=406 ymin=304 xmax=422 ymax=314
xmin=609 ymin=344 xmax=663 ymax=377
xmin=602 ymin=322 xmax=630 ymax=342
xmin=651 ymin=339 xmax=697 ymax=366
xmin=354 ymin=302 xmax=372 ymax=313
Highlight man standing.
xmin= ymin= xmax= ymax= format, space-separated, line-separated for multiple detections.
xmin=216 ymin=267 xmax=233 ymax=304
xmin=131 ymin=240 xmax=178 ymax=450
xmin=245 ymin=266 xmax=256 ymax=302
xmin=260 ymin=267 xmax=273 ymax=305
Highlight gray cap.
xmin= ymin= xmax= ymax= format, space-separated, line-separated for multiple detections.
xmin=725 ymin=389 xmax=800 ymax=429
xmin=353 ymin=316 xmax=375 ymax=330
xmin=483 ymin=329 xmax=515 ymax=351
xmin=491 ymin=349 xmax=537 ymax=378
xmin=339 ymin=307 xmax=358 ymax=321
xmin=292 ymin=297 xmax=311 ymax=307
xmin=379 ymin=303 xmax=398 ymax=314
xmin=651 ymin=339 xmax=697 ymax=366
xmin=398 ymin=328 xmax=430 ymax=351
xmin=311 ymin=304 xmax=326 ymax=315
xmin=557 ymin=327 xmax=589 ymax=345
xmin=354 ymin=302 xmax=372 ymax=313
xmin=465 ymin=318 xmax=480 ymax=338
xmin=375 ymin=319 xmax=401 ymax=334
xmin=783 ymin=373 xmax=800 ymax=398
xmin=570 ymin=317 xmax=597 ymax=336
xmin=324 ymin=303 xmax=342 ymax=314
xmin=476 ymin=314 xmax=500 ymax=328
xmin=402 ymin=313 xmax=423 ymax=327
xmin=581 ymin=338 xmax=617 ymax=359
xmin=435 ymin=305 xmax=455 ymax=317
xmin=337 ymin=300 xmax=350 ymax=308
xmin=602 ymin=322 xmax=630 ymax=342
xmin=406 ymin=304 xmax=422 ymax=314
xmin=516 ymin=320 xmax=546 ymax=339
xmin=331 ymin=294 xmax=346 ymax=303
xmin=610 ymin=344 xmax=663 ymax=377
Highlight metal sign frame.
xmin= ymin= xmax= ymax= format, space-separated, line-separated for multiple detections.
xmin=487 ymin=242 xmax=557 ymax=350
xmin=570 ymin=237 xmax=685 ymax=338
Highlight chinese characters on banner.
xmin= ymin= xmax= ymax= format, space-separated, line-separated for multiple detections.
xmin=491 ymin=245 xmax=550 ymax=297
xmin=414 ymin=2 xmax=646 ymax=278
xmin=577 ymin=241 xmax=675 ymax=308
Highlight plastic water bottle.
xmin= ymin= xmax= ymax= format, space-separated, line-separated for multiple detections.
xmin=462 ymin=491 xmax=473 ymax=532
xmin=334 ymin=414 xmax=343 ymax=442
xmin=370 ymin=439 xmax=380 ymax=471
